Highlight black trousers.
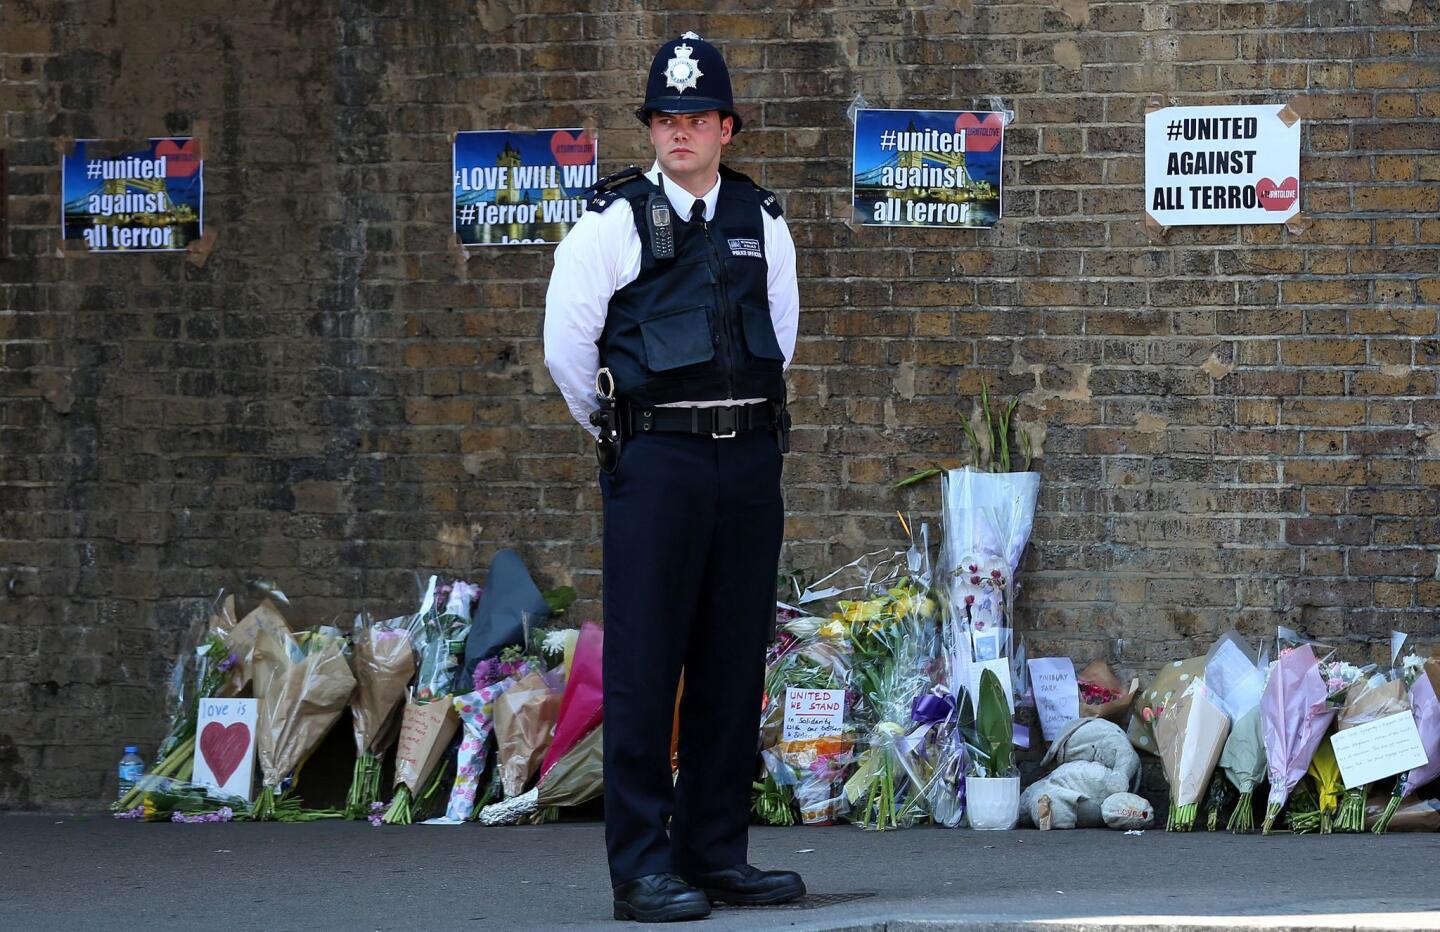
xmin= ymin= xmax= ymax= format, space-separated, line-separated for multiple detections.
xmin=600 ymin=428 xmax=784 ymax=886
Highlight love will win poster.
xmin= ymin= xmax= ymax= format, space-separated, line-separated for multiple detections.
xmin=192 ymin=697 xmax=259 ymax=802
xmin=453 ymin=128 xmax=598 ymax=246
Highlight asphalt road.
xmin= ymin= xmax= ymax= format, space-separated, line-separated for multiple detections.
xmin=3 ymin=814 xmax=1438 ymax=931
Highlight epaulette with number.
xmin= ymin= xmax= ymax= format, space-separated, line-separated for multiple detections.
xmin=585 ymin=166 xmax=646 ymax=211
xmin=719 ymin=164 xmax=784 ymax=218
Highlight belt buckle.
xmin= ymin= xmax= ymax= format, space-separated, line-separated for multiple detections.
xmin=712 ymin=406 xmax=738 ymax=439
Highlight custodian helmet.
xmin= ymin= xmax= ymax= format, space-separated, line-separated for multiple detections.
xmin=636 ymin=33 xmax=743 ymax=134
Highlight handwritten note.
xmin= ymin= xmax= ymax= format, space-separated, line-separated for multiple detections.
xmin=192 ymin=697 xmax=257 ymax=802
xmin=969 ymin=658 xmax=1014 ymax=715
xmin=1330 ymin=711 xmax=1429 ymax=789
xmin=1028 ymin=658 xmax=1079 ymax=742
xmin=783 ymin=688 xmax=846 ymax=741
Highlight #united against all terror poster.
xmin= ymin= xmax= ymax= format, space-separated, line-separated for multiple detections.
xmin=852 ymin=108 xmax=1005 ymax=230
xmin=61 ymin=137 xmax=203 ymax=253
xmin=1145 ymin=103 xmax=1301 ymax=227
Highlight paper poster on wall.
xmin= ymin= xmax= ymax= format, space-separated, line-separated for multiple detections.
xmin=61 ymin=137 xmax=203 ymax=252
xmin=852 ymin=108 xmax=1003 ymax=229
xmin=453 ymin=129 xmax=598 ymax=246
xmin=1144 ymin=103 xmax=1300 ymax=226
xmin=192 ymin=697 xmax=258 ymax=802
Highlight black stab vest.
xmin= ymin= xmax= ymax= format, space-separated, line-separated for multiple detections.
xmin=595 ymin=166 xmax=786 ymax=407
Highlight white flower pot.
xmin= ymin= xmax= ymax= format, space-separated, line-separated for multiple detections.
xmin=966 ymin=775 xmax=1020 ymax=830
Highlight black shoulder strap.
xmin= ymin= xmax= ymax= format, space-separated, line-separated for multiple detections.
xmin=585 ymin=166 xmax=646 ymax=212
xmin=719 ymin=164 xmax=783 ymax=219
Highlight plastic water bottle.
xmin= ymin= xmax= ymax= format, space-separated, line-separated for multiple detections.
xmin=117 ymin=746 xmax=145 ymax=799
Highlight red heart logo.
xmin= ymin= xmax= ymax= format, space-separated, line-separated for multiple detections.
xmin=550 ymin=131 xmax=595 ymax=166
xmin=954 ymin=112 xmax=1004 ymax=152
xmin=1256 ymin=176 xmax=1298 ymax=211
xmin=200 ymin=721 xmax=251 ymax=787
xmin=155 ymin=139 xmax=201 ymax=177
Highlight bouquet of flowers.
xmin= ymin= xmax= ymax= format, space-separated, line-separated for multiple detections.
xmin=1154 ymin=679 xmax=1230 ymax=831
xmin=757 ymin=608 xmax=856 ymax=826
xmin=1203 ymin=631 xmax=1265 ymax=831
xmin=1332 ymin=669 xmax=1409 ymax=831
xmin=1077 ymin=661 xmax=1139 ymax=723
xmin=1218 ymin=705 xmax=1266 ymax=833
xmin=1260 ymin=643 xmax=1336 ymax=834
xmin=478 ymin=724 xmax=604 ymax=826
xmin=117 ymin=597 xmax=252 ymax=813
xmin=413 ymin=576 xmax=479 ymax=701
xmin=344 ymin=613 xmax=416 ymax=819
xmin=1306 ymin=734 xmax=1344 ymax=833
xmin=493 ymin=668 xmax=563 ymax=798
xmin=441 ymin=654 xmax=535 ymax=822
xmin=841 ymin=584 xmax=938 ymax=830
xmin=251 ymin=623 xmax=356 ymax=820
xmin=1375 ymin=656 xmax=1440 ymax=833
xmin=383 ymin=577 xmax=478 ymax=824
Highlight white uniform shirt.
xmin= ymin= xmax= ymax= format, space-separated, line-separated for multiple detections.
xmin=543 ymin=164 xmax=799 ymax=436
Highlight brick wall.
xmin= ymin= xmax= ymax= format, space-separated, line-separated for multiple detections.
xmin=2 ymin=0 xmax=1437 ymax=807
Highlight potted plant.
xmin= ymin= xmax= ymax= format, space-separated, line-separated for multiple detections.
xmin=962 ymin=667 xmax=1020 ymax=830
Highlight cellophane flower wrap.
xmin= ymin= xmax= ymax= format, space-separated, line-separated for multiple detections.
xmin=1218 ymin=706 xmax=1266 ymax=833
xmin=345 ymin=613 xmax=416 ymax=818
xmin=757 ymin=608 xmax=855 ymax=826
xmin=251 ymin=623 xmax=356 ymax=820
xmin=1154 ymin=679 xmax=1230 ymax=831
xmin=940 ymin=466 xmax=1039 ymax=656
xmin=1375 ymin=658 xmax=1440 ymax=832
xmin=841 ymin=587 xmax=940 ymax=831
xmin=413 ymin=576 xmax=479 ymax=701
xmin=1259 ymin=643 xmax=1336 ymax=834
xmin=115 ymin=599 xmax=251 ymax=814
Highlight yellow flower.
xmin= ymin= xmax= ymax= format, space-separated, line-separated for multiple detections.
xmin=839 ymin=599 xmax=884 ymax=624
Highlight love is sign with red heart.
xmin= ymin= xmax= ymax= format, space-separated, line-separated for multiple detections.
xmin=954 ymin=112 xmax=1004 ymax=152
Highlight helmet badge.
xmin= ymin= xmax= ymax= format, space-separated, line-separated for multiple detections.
xmin=664 ymin=42 xmax=704 ymax=94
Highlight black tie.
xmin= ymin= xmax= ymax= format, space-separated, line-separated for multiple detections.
xmin=690 ymin=200 xmax=705 ymax=224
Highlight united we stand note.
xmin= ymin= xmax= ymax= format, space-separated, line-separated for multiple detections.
xmin=192 ymin=697 xmax=258 ymax=802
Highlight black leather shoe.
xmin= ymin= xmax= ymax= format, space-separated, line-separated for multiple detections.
xmin=686 ymin=864 xmax=806 ymax=906
xmin=612 ymin=873 xmax=711 ymax=922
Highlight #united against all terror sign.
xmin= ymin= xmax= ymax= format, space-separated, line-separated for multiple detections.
xmin=1145 ymin=103 xmax=1301 ymax=227
xmin=61 ymin=138 xmax=203 ymax=252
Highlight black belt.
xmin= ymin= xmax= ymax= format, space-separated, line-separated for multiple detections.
xmin=623 ymin=401 xmax=778 ymax=439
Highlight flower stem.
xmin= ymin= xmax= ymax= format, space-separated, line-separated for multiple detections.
xmin=1168 ymin=802 xmax=1197 ymax=832
xmin=1336 ymin=787 xmax=1367 ymax=832
xmin=345 ymin=754 xmax=382 ymax=820
xmin=1227 ymin=792 xmax=1254 ymax=834
xmin=382 ymin=785 xmax=413 ymax=825
xmin=1373 ymin=784 xmax=1403 ymax=834
xmin=1261 ymin=802 xmax=1281 ymax=835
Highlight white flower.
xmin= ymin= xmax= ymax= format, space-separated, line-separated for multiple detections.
xmin=542 ymin=629 xmax=576 ymax=657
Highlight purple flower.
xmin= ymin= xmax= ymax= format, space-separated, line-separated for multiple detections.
xmin=217 ymin=653 xmax=238 ymax=672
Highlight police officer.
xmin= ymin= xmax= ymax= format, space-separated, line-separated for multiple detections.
xmin=543 ymin=32 xmax=803 ymax=924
